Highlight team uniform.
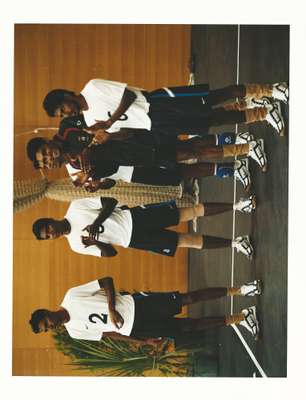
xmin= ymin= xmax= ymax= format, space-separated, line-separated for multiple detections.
xmin=61 ymin=280 xmax=135 ymax=340
xmin=57 ymin=116 xmax=184 ymax=186
xmin=61 ymin=279 xmax=183 ymax=341
xmin=80 ymin=79 xmax=212 ymax=135
xmin=64 ymin=197 xmax=181 ymax=257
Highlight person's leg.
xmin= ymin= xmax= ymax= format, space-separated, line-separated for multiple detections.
xmin=178 ymin=196 xmax=256 ymax=222
xmin=208 ymin=82 xmax=289 ymax=106
xmin=180 ymin=161 xmax=251 ymax=192
xmin=177 ymin=234 xmax=231 ymax=250
xmin=177 ymin=233 xmax=254 ymax=259
xmin=180 ymin=279 xmax=262 ymax=305
xmin=176 ymin=307 xmax=259 ymax=339
xmin=175 ymin=136 xmax=267 ymax=172
xmin=207 ymin=104 xmax=285 ymax=137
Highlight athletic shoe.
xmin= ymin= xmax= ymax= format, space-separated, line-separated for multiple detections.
xmin=234 ymin=194 xmax=256 ymax=213
xmin=272 ymin=82 xmax=289 ymax=104
xmin=235 ymin=131 xmax=255 ymax=144
xmin=232 ymin=235 xmax=254 ymax=260
xmin=248 ymin=139 xmax=267 ymax=172
xmin=234 ymin=159 xmax=251 ymax=191
xmin=239 ymin=306 xmax=260 ymax=339
xmin=240 ymin=280 xmax=262 ymax=296
xmin=266 ymin=102 xmax=285 ymax=136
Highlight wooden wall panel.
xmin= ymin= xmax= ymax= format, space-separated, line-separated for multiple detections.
xmin=13 ymin=24 xmax=191 ymax=376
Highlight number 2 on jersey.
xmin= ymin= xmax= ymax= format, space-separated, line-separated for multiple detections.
xmin=89 ymin=313 xmax=108 ymax=324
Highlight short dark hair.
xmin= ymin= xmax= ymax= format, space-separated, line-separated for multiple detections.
xmin=43 ymin=89 xmax=75 ymax=117
xmin=32 ymin=218 xmax=54 ymax=240
xmin=26 ymin=137 xmax=48 ymax=168
xmin=29 ymin=309 xmax=49 ymax=334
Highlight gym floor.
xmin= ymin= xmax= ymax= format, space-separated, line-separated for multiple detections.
xmin=188 ymin=25 xmax=289 ymax=377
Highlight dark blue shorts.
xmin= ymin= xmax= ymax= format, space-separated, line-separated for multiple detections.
xmin=130 ymin=291 xmax=183 ymax=338
xmin=129 ymin=202 xmax=179 ymax=257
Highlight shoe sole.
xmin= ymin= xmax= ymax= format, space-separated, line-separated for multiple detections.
xmin=248 ymin=306 xmax=260 ymax=340
xmin=249 ymin=194 xmax=257 ymax=212
xmin=236 ymin=159 xmax=251 ymax=192
xmin=254 ymin=279 xmax=262 ymax=296
xmin=257 ymin=139 xmax=268 ymax=173
xmin=274 ymin=102 xmax=285 ymax=137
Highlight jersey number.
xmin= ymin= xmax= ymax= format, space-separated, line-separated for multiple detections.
xmin=108 ymin=111 xmax=128 ymax=121
xmin=89 ymin=313 xmax=108 ymax=324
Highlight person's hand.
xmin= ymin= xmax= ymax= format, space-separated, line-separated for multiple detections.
xmin=84 ymin=180 xmax=102 ymax=192
xmin=89 ymin=129 xmax=110 ymax=146
xmin=109 ymin=309 xmax=124 ymax=329
xmin=82 ymin=221 xmax=104 ymax=241
xmin=81 ymin=236 xmax=96 ymax=247
xmin=89 ymin=119 xmax=113 ymax=131
xmin=72 ymin=171 xmax=91 ymax=187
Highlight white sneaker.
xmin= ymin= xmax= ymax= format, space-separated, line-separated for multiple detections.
xmin=235 ymin=131 xmax=255 ymax=144
xmin=266 ymin=102 xmax=285 ymax=136
xmin=240 ymin=280 xmax=262 ymax=296
xmin=232 ymin=235 xmax=254 ymax=260
xmin=239 ymin=306 xmax=260 ymax=339
xmin=272 ymin=82 xmax=289 ymax=104
xmin=234 ymin=194 xmax=256 ymax=213
xmin=234 ymin=159 xmax=251 ymax=191
xmin=248 ymin=139 xmax=267 ymax=172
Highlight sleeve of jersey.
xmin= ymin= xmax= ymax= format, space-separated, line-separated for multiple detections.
xmin=68 ymin=280 xmax=101 ymax=297
xmin=90 ymin=79 xmax=127 ymax=100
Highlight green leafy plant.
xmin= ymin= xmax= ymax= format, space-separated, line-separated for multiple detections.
xmin=52 ymin=327 xmax=210 ymax=377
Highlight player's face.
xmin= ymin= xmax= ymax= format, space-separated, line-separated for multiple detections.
xmin=38 ymin=315 xmax=60 ymax=333
xmin=35 ymin=143 xmax=62 ymax=169
xmin=39 ymin=221 xmax=63 ymax=240
xmin=54 ymin=99 xmax=80 ymax=118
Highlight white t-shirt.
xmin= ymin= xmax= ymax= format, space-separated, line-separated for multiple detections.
xmin=64 ymin=197 xmax=133 ymax=257
xmin=61 ymin=280 xmax=135 ymax=340
xmin=65 ymin=163 xmax=134 ymax=183
xmin=81 ymin=79 xmax=151 ymax=131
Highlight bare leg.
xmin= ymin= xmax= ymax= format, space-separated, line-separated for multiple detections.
xmin=178 ymin=202 xmax=234 ymax=222
xmin=176 ymin=137 xmax=250 ymax=162
xmin=176 ymin=313 xmax=245 ymax=333
xmin=177 ymin=233 xmax=232 ymax=249
xmin=181 ymin=285 xmax=243 ymax=305
xmin=208 ymin=85 xmax=246 ymax=106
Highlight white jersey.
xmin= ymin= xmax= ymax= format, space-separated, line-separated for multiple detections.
xmin=81 ymin=79 xmax=151 ymax=132
xmin=61 ymin=280 xmax=135 ymax=340
xmin=65 ymin=163 xmax=134 ymax=183
xmin=64 ymin=197 xmax=133 ymax=257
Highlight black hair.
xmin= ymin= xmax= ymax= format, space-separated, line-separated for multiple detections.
xmin=29 ymin=309 xmax=49 ymax=334
xmin=32 ymin=218 xmax=54 ymax=240
xmin=43 ymin=89 xmax=76 ymax=117
xmin=26 ymin=137 xmax=48 ymax=168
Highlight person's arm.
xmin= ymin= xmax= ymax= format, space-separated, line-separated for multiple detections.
xmin=98 ymin=277 xmax=124 ymax=329
xmin=83 ymin=197 xmax=118 ymax=240
xmin=81 ymin=237 xmax=118 ymax=257
xmin=84 ymin=178 xmax=117 ymax=192
xmin=88 ymin=88 xmax=137 ymax=130
xmin=103 ymin=332 xmax=165 ymax=347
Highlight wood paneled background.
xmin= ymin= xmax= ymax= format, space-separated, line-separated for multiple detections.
xmin=13 ymin=24 xmax=191 ymax=375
